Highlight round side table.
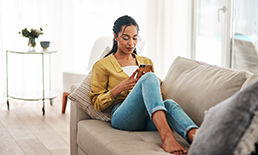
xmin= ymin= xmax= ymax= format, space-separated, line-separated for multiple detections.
xmin=6 ymin=50 xmax=58 ymax=115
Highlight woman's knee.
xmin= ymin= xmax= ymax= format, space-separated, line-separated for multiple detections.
xmin=140 ymin=72 xmax=159 ymax=84
xmin=144 ymin=72 xmax=156 ymax=78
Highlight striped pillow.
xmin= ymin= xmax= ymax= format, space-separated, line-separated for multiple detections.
xmin=68 ymin=46 xmax=111 ymax=121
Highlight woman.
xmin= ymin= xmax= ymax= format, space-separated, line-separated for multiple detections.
xmin=90 ymin=15 xmax=198 ymax=154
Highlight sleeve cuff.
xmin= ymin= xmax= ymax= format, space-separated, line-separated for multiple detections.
xmin=110 ymin=90 xmax=115 ymax=101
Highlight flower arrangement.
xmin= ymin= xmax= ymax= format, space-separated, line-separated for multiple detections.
xmin=19 ymin=27 xmax=43 ymax=47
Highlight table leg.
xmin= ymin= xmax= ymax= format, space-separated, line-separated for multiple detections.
xmin=7 ymin=99 xmax=9 ymax=110
xmin=6 ymin=51 xmax=9 ymax=110
xmin=42 ymin=100 xmax=45 ymax=115
xmin=42 ymin=53 xmax=45 ymax=115
xmin=50 ymin=99 xmax=53 ymax=106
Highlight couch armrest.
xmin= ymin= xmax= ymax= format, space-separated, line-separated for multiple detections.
xmin=70 ymin=84 xmax=91 ymax=155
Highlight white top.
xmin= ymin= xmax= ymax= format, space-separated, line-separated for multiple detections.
xmin=122 ymin=66 xmax=138 ymax=77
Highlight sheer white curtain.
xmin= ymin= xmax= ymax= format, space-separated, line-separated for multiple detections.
xmin=144 ymin=0 xmax=193 ymax=78
xmin=0 ymin=0 xmax=63 ymax=103
xmin=0 ymin=0 xmax=148 ymax=102
xmin=0 ymin=0 xmax=193 ymax=102
xmin=0 ymin=0 xmax=4 ymax=103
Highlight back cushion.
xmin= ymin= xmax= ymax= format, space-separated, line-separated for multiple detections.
xmin=162 ymin=57 xmax=251 ymax=126
xmin=241 ymin=74 xmax=258 ymax=89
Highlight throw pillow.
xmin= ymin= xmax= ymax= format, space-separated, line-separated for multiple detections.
xmin=68 ymin=46 xmax=112 ymax=121
xmin=188 ymin=80 xmax=258 ymax=155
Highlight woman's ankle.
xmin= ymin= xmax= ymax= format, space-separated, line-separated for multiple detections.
xmin=160 ymin=130 xmax=174 ymax=142
xmin=187 ymin=128 xmax=198 ymax=143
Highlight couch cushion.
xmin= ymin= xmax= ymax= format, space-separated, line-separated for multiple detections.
xmin=68 ymin=46 xmax=112 ymax=121
xmin=188 ymin=79 xmax=258 ymax=155
xmin=162 ymin=57 xmax=252 ymax=126
xmin=77 ymin=120 xmax=190 ymax=155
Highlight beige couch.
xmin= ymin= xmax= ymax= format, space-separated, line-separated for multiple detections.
xmin=70 ymin=56 xmax=258 ymax=155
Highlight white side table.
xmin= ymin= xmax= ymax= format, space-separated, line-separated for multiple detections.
xmin=6 ymin=50 xmax=58 ymax=115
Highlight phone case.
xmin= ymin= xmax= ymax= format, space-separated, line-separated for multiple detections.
xmin=136 ymin=64 xmax=152 ymax=79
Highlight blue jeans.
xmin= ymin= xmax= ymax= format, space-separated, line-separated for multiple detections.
xmin=111 ymin=72 xmax=198 ymax=143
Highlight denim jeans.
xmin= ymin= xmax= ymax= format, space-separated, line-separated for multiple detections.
xmin=111 ymin=72 xmax=198 ymax=143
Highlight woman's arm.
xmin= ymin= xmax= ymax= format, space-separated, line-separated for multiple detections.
xmin=90 ymin=62 xmax=115 ymax=112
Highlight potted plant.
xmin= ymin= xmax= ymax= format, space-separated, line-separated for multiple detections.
xmin=19 ymin=27 xmax=43 ymax=51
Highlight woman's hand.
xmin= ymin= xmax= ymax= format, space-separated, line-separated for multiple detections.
xmin=111 ymin=69 xmax=139 ymax=99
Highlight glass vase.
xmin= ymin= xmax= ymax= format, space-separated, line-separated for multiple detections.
xmin=28 ymin=38 xmax=36 ymax=52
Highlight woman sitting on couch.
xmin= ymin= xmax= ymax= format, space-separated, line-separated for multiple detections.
xmin=90 ymin=15 xmax=198 ymax=154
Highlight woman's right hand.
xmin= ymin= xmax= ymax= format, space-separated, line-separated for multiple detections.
xmin=111 ymin=69 xmax=139 ymax=99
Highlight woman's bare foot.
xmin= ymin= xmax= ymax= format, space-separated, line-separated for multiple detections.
xmin=161 ymin=132 xmax=187 ymax=154
xmin=152 ymin=111 xmax=188 ymax=154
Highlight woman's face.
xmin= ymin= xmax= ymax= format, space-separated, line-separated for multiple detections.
xmin=115 ymin=25 xmax=138 ymax=55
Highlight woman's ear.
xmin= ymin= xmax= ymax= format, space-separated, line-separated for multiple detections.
xmin=113 ymin=32 xmax=118 ymax=41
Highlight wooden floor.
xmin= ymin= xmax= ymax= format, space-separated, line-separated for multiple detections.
xmin=0 ymin=97 xmax=70 ymax=155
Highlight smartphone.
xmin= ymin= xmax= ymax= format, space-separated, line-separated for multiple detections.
xmin=136 ymin=64 xmax=153 ymax=79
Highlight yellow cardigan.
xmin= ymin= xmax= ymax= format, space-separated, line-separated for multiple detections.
xmin=90 ymin=53 xmax=154 ymax=112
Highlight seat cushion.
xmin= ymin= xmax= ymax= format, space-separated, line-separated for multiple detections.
xmin=77 ymin=120 xmax=190 ymax=155
xmin=188 ymin=80 xmax=258 ymax=155
xmin=162 ymin=56 xmax=252 ymax=126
